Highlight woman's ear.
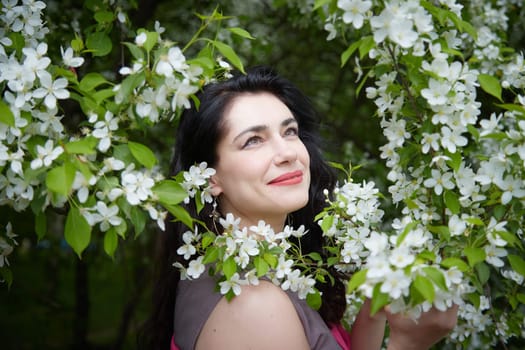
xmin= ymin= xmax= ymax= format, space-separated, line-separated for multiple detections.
xmin=209 ymin=175 xmax=222 ymax=196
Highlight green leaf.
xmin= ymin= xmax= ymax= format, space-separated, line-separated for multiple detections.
xmin=152 ymin=180 xmax=187 ymax=205
xmin=46 ymin=162 xmax=76 ymax=196
xmin=129 ymin=206 xmax=146 ymax=237
xmin=341 ymin=40 xmax=361 ymax=67
xmin=306 ymin=290 xmax=322 ymax=310
xmin=263 ymin=252 xmax=278 ymax=268
xmin=0 ymin=99 xmax=15 ymax=127
xmin=128 ymin=141 xmax=157 ymax=169
xmin=413 ymin=275 xmax=435 ymax=302
xmin=65 ymin=207 xmax=92 ymax=258
xmin=202 ymin=232 xmax=216 ymax=249
xmin=253 ymin=256 xmax=269 ymax=277
xmin=441 ymin=257 xmax=469 ymax=272
xmin=464 ymin=247 xmax=486 ymax=267
xmin=475 ymin=262 xmax=490 ymax=285
xmin=164 ymin=204 xmax=193 ymax=229
xmin=212 ymin=41 xmax=245 ymax=74
xmin=508 ymin=254 xmax=525 ymax=277
xmin=444 ymin=190 xmax=460 ymax=215
xmin=104 ymin=229 xmax=118 ymax=258
xmin=446 ymin=150 xmax=462 ymax=173
xmin=71 ymin=35 xmax=84 ymax=51
xmin=428 ymin=225 xmax=451 ymax=241
xmin=313 ymin=0 xmax=331 ymax=10
xmin=64 ymin=137 xmax=98 ymax=154
xmin=35 ymin=212 xmax=47 ymax=241
xmin=223 ymin=256 xmax=237 ymax=279
xmin=423 ymin=267 xmax=448 ymax=291
xmin=478 ymin=74 xmax=502 ymax=102
xmin=123 ymin=42 xmax=145 ymax=61
xmin=320 ymin=215 xmax=334 ymax=233
xmin=347 ymin=269 xmax=367 ymax=294
xmin=142 ymin=30 xmax=158 ymax=53
xmin=227 ymin=27 xmax=255 ymax=40
xmin=202 ymin=246 xmax=219 ymax=264
xmin=516 ymin=293 xmax=525 ymax=305
xmin=370 ymin=285 xmax=389 ymax=315
xmin=94 ymin=10 xmax=114 ymax=24
xmin=79 ymin=72 xmax=109 ymax=92
xmin=86 ymin=32 xmax=112 ymax=57
xmin=358 ymin=36 xmax=375 ymax=59
xmin=465 ymin=217 xmax=484 ymax=226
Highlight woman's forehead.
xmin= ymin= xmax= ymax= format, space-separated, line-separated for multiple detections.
xmin=222 ymin=92 xmax=294 ymax=129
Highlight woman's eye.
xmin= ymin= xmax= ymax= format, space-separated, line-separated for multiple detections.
xmin=242 ymin=136 xmax=262 ymax=148
xmin=284 ymin=126 xmax=299 ymax=137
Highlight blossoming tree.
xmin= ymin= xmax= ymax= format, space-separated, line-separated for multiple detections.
xmin=0 ymin=0 xmax=524 ymax=349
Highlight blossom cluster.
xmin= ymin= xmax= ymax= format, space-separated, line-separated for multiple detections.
xmin=0 ymin=0 xmax=240 ymax=267
xmin=173 ymin=164 xmax=318 ymax=301
xmin=313 ymin=0 xmax=525 ymax=347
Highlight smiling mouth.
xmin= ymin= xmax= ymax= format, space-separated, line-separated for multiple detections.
xmin=268 ymin=170 xmax=303 ymax=186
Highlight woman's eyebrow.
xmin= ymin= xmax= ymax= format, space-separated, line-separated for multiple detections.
xmin=281 ymin=117 xmax=297 ymax=127
xmin=232 ymin=117 xmax=297 ymax=143
xmin=232 ymin=124 xmax=267 ymax=143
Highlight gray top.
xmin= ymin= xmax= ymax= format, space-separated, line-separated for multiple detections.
xmin=173 ymin=272 xmax=341 ymax=350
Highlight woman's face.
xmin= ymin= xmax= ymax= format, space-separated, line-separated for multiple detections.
xmin=210 ymin=92 xmax=311 ymax=230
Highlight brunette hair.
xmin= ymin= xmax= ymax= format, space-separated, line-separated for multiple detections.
xmin=138 ymin=66 xmax=345 ymax=349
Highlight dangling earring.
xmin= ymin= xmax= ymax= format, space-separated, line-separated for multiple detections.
xmin=209 ymin=197 xmax=222 ymax=233
xmin=210 ymin=196 xmax=221 ymax=222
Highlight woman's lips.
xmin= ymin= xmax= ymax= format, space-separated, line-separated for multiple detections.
xmin=268 ymin=170 xmax=303 ymax=186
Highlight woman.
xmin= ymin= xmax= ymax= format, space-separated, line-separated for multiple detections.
xmin=139 ymin=66 xmax=457 ymax=349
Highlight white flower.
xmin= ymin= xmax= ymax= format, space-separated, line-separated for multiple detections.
xmin=421 ymin=78 xmax=451 ymax=106
xmin=219 ymin=272 xmax=243 ymax=296
xmin=155 ymin=46 xmax=188 ymax=77
xmin=177 ymin=230 xmax=197 ymax=259
xmin=92 ymin=111 xmax=119 ymax=152
xmin=249 ymin=220 xmax=274 ymax=238
xmin=30 ymin=139 xmax=64 ymax=169
xmin=120 ymin=169 xmax=155 ymax=205
xmin=275 ymin=256 xmax=293 ymax=279
xmin=494 ymin=175 xmax=525 ymax=205
xmin=363 ymin=231 xmax=389 ymax=256
xmin=219 ymin=213 xmax=241 ymax=233
xmin=84 ymin=201 xmax=122 ymax=232
xmin=182 ymin=162 xmax=216 ymax=193
xmin=366 ymin=254 xmax=391 ymax=279
xmin=421 ymin=132 xmax=440 ymax=154
xmin=337 ymin=0 xmax=372 ymax=29
xmin=484 ymin=244 xmax=507 ymax=268
xmin=389 ymin=247 xmax=415 ymax=268
xmin=169 ymin=77 xmax=198 ymax=110
xmin=423 ymin=169 xmax=455 ymax=195
xmin=448 ymin=215 xmax=466 ymax=237
xmin=61 ymin=47 xmax=84 ymax=68
xmin=440 ymin=126 xmax=468 ymax=153
xmin=32 ymin=72 xmax=69 ymax=109
xmin=380 ymin=269 xmax=411 ymax=299
xmin=135 ymin=32 xmax=147 ymax=47
xmin=187 ymin=256 xmax=205 ymax=279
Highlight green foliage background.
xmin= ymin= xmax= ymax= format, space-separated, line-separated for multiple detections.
xmin=1 ymin=0 xmax=524 ymax=349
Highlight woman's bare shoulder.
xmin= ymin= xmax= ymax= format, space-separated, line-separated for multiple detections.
xmin=195 ymin=280 xmax=310 ymax=350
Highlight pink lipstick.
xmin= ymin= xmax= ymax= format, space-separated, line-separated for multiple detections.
xmin=268 ymin=170 xmax=303 ymax=186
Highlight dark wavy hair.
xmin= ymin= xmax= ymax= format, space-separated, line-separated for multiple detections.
xmin=138 ymin=66 xmax=345 ymax=349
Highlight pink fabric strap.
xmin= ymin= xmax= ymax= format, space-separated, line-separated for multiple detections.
xmin=330 ymin=323 xmax=351 ymax=350
xmin=171 ymin=335 xmax=180 ymax=350
xmin=171 ymin=324 xmax=350 ymax=350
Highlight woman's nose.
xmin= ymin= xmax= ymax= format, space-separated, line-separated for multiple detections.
xmin=272 ymin=138 xmax=297 ymax=165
